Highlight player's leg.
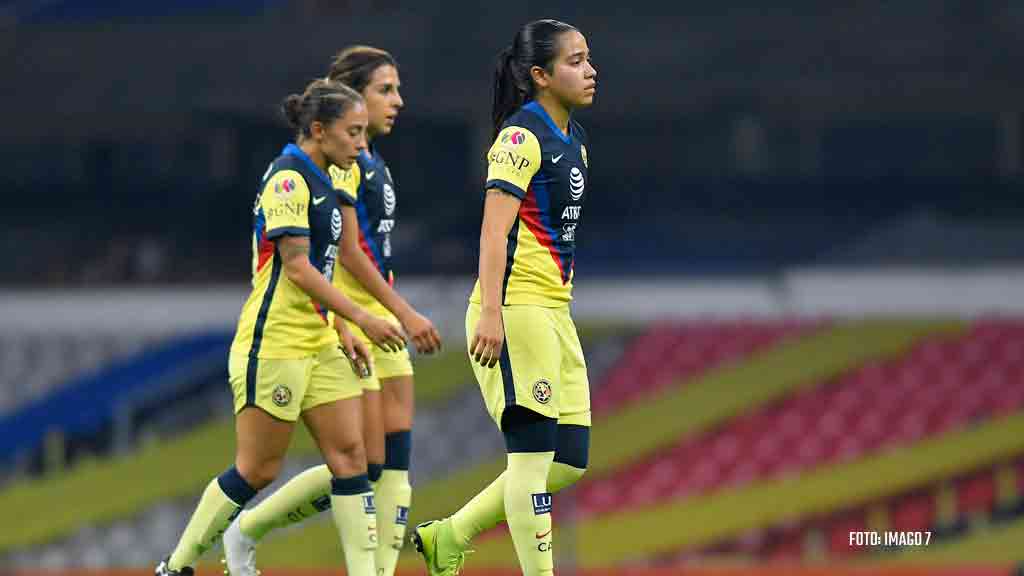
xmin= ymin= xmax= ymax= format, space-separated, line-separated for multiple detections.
xmin=301 ymin=344 xmax=377 ymax=575
xmin=415 ymin=304 xmax=559 ymax=575
xmin=230 ymin=349 xmax=381 ymax=556
xmin=550 ymin=306 xmax=591 ymax=490
xmin=374 ymin=371 xmax=414 ymax=575
xmin=501 ymin=406 xmax=557 ymax=576
xmin=302 ymin=397 xmax=377 ymax=576
xmin=160 ymin=355 xmax=304 ymax=575
xmin=445 ymin=305 xmax=590 ymax=546
xmin=362 ymin=387 xmax=386 ymax=486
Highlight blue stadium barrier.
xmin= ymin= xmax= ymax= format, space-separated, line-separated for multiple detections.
xmin=0 ymin=330 xmax=232 ymax=463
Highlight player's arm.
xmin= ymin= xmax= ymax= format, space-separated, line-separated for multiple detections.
xmin=278 ymin=236 xmax=404 ymax=352
xmin=472 ymin=189 xmax=522 ymax=367
xmin=338 ymin=205 xmax=441 ymax=354
xmin=471 ymin=126 xmax=539 ymax=368
xmin=262 ymin=170 xmax=403 ymax=351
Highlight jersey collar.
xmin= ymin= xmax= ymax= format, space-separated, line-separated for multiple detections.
xmin=358 ymin=148 xmax=375 ymax=166
xmin=523 ymin=101 xmax=572 ymax=144
xmin=282 ymin=143 xmax=332 ymax=188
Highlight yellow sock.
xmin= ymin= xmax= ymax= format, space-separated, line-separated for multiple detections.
xmin=239 ymin=464 xmax=332 ymax=541
xmin=372 ymin=469 xmax=411 ymax=576
xmin=330 ymin=475 xmax=378 ymax=576
xmin=504 ymin=452 xmax=554 ymax=576
xmin=450 ymin=461 xmax=585 ymax=548
xmin=168 ymin=468 xmax=255 ymax=570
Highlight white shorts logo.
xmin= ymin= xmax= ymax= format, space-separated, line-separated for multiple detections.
xmin=569 ymin=167 xmax=585 ymax=201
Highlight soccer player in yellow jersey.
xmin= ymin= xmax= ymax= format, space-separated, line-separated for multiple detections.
xmin=155 ymin=79 xmax=405 ymax=576
xmin=221 ymin=47 xmax=441 ymax=576
xmin=413 ymin=19 xmax=597 ymax=576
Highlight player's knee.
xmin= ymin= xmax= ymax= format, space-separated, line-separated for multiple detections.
xmin=323 ymin=439 xmax=367 ymax=477
xmin=548 ymin=462 xmax=586 ymax=493
xmin=236 ymin=457 xmax=284 ymax=490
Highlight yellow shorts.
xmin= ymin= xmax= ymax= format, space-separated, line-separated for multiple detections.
xmin=229 ymin=344 xmax=364 ymax=422
xmin=466 ymin=302 xmax=591 ymax=429
xmin=345 ymin=314 xmax=415 ymax=392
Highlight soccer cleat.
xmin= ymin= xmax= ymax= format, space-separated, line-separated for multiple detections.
xmin=155 ymin=558 xmax=194 ymax=576
xmin=222 ymin=513 xmax=260 ymax=576
xmin=411 ymin=518 xmax=470 ymax=576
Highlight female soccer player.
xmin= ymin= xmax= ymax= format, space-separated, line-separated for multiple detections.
xmin=154 ymin=79 xmax=405 ymax=576
xmin=221 ymin=47 xmax=441 ymax=576
xmin=413 ymin=19 xmax=597 ymax=576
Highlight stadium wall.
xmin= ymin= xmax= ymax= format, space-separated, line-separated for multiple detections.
xmin=4 ymin=268 xmax=1024 ymax=337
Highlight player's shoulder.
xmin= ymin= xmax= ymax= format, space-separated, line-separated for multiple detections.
xmin=260 ymin=167 xmax=311 ymax=207
xmin=492 ymin=113 xmax=543 ymax=155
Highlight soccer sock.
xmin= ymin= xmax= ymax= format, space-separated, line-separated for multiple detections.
xmin=449 ymin=461 xmax=586 ymax=548
xmin=239 ymin=464 xmax=332 ymax=542
xmin=374 ymin=430 xmax=412 ymax=576
xmin=504 ymin=451 xmax=555 ymax=576
xmin=450 ymin=472 xmax=507 ymax=549
xmin=168 ymin=467 xmax=256 ymax=571
xmin=330 ymin=474 xmax=378 ymax=576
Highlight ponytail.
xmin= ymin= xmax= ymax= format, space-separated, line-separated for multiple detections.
xmin=492 ymin=45 xmax=527 ymax=140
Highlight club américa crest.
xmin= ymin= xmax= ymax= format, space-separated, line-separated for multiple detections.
xmin=533 ymin=379 xmax=552 ymax=404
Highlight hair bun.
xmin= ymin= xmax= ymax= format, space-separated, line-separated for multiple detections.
xmin=281 ymin=94 xmax=305 ymax=130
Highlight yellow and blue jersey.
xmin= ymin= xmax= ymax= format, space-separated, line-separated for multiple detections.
xmin=470 ymin=101 xmax=590 ymax=307
xmin=231 ymin=143 xmax=357 ymax=359
xmin=329 ymin=148 xmax=397 ymax=319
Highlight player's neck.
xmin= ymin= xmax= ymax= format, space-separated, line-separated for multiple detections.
xmin=534 ymin=94 xmax=570 ymax=137
xmin=299 ymin=141 xmax=329 ymax=172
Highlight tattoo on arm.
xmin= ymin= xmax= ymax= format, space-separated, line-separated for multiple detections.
xmin=277 ymin=236 xmax=310 ymax=264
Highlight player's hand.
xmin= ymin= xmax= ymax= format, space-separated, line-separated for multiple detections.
xmin=336 ymin=322 xmax=372 ymax=378
xmin=358 ymin=312 xmax=406 ymax=353
xmin=400 ymin=310 xmax=442 ymax=355
xmin=471 ymin=308 xmax=504 ymax=368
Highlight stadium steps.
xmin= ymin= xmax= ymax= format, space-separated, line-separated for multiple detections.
xmin=682 ymin=453 xmax=1024 ymax=562
xmin=592 ymin=318 xmax=822 ymax=416
xmin=461 ymin=411 xmax=1024 ymax=568
xmin=577 ymin=320 xmax=1024 ymax=517
xmin=0 ymin=344 xmax=482 ymax=555
xmin=0 ymin=332 xmax=158 ymax=416
xmin=0 ymin=331 xmax=232 ymax=468
xmin=0 ymin=322 xmax=630 ymax=559
xmin=250 ymin=319 xmax=954 ymax=568
xmin=1 ymin=319 xmax=952 ymax=565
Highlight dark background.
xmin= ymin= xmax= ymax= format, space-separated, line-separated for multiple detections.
xmin=3 ymin=0 xmax=1022 ymax=285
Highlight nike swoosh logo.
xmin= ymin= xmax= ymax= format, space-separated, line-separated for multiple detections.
xmin=535 ymin=529 xmax=552 ymax=539
xmin=312 ymin=196 xmax=326 ymax=205
xmin=551 ymin=154 xmax=563 ymax=164
xmin=366 ymin=171 xmax=376 ymax=180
